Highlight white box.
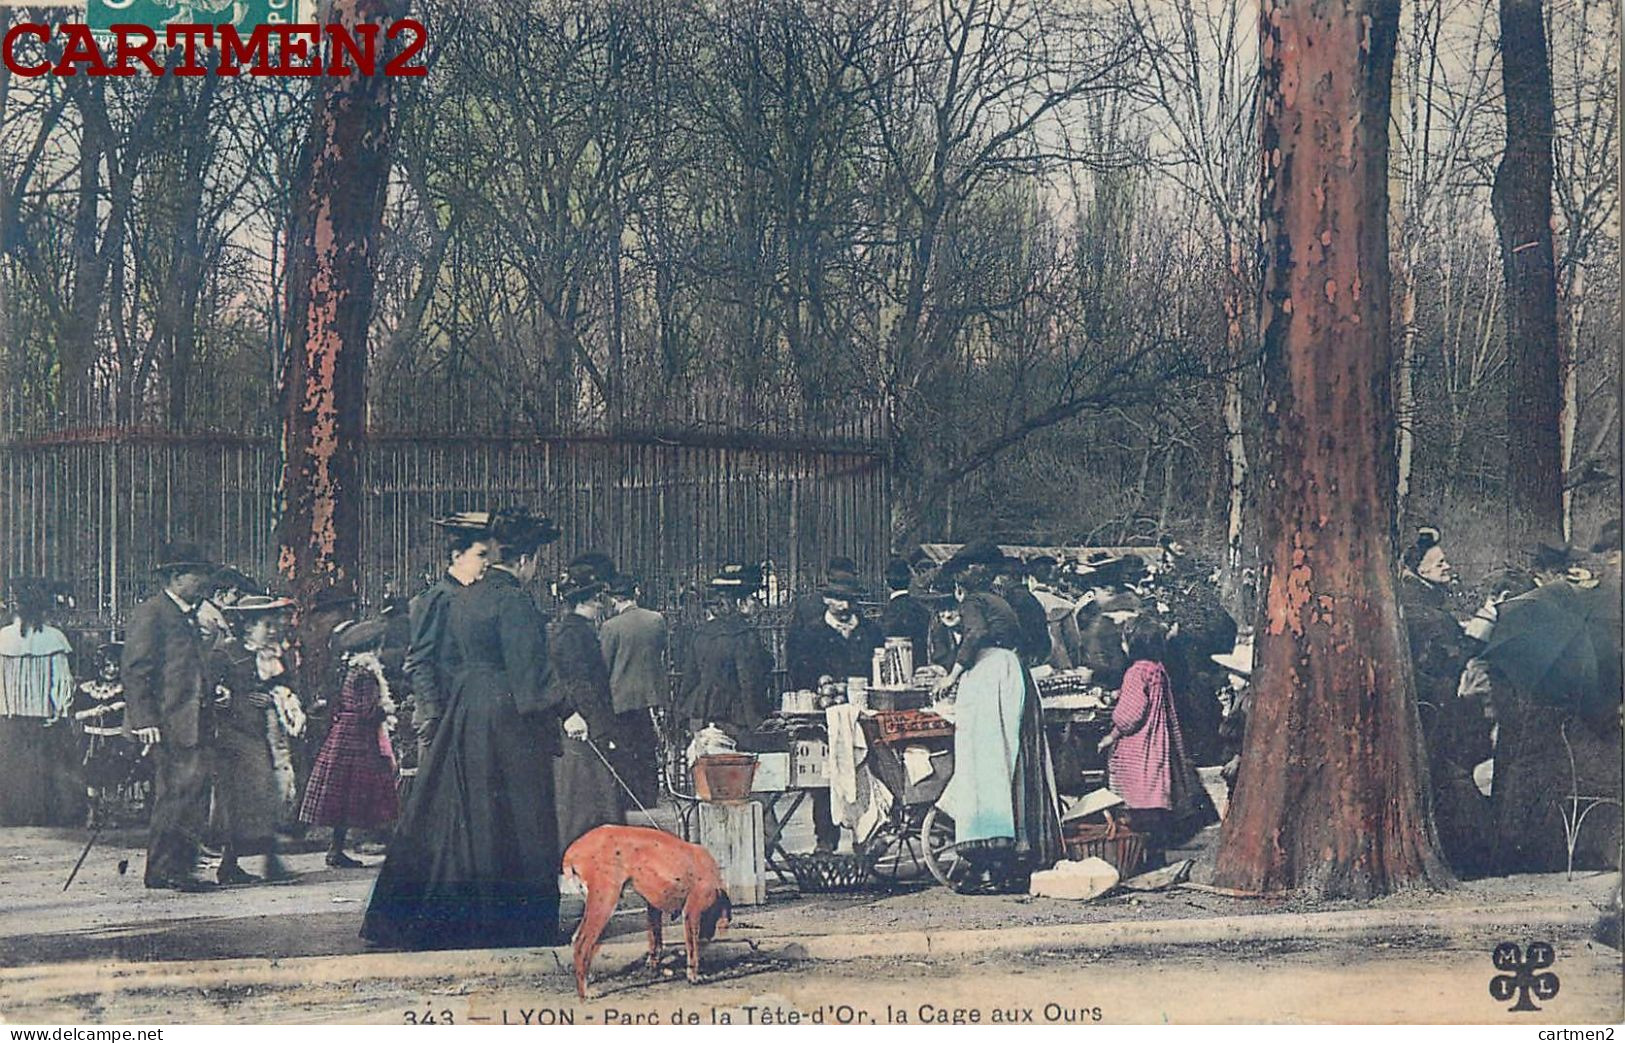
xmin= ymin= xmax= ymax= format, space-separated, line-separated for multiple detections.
xmin=791 ymin=738 xmax=829 ymax=787
xmin=751 ymin=751 xmax=790 ymax=792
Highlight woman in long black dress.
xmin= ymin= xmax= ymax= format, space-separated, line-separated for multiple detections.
xmin=548 ymin=564 xmax=624 ymax=850
xmin=361 ymin=509 xmax=564 ymax=949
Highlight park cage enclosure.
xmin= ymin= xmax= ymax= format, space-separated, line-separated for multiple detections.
xmin=0 ymin=385 xmax=891 ymax=656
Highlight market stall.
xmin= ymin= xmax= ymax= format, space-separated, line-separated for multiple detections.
xmin=731 ymin=655 xmax=1118 ymax=890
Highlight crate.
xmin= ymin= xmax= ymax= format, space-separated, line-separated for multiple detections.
xmin=790 ymin=738 xmax=829 ymax=787
xmin=785 ymin=850 xmax=876 ymax=893
xmin=867 ymin=687 xmax=932 ymax=712
xmin=863 ymin=709 xmax=954 ymax=745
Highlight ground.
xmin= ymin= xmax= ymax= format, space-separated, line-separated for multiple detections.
xmin=0 ymin=822 xmax=1620 ymax=1025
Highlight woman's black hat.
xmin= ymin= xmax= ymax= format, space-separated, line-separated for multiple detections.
xmin=332 ymin=618 xmax=389 ymax=654
xmin=556 ymin=563 xmax=608 ymax=603
xmin=569 ymin=551 xmax=619 ymax=583
xmin=211 ymin=566 xmax=267 ymax=596
xmin=490 ymin=507 xmax=562 ymax=550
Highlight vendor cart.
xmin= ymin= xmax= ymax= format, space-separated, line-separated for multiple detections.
xmin=856 ymin=711 xmax=955 ymax=884
xmin=862 ymin=685 xmax=1117 ymax=892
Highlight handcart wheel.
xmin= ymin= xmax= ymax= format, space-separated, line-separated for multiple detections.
xmin=865 ymin=813 xmax=924 ymax=884
xmin=920 ymin=806 xmax=974 ymax=891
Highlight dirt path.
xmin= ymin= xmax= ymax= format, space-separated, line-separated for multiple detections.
xmin=5 ymin=930 xmax=1619 ymax=1025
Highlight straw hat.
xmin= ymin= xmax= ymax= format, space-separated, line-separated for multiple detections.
xmin=1210 ymin=641 xmax=1254 ymax=678
xmin=221 ymin=594 xmax=296 ymax=615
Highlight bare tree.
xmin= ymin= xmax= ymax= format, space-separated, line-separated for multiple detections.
xmin=1391 ymin=0 xmax=1497 ymax=518
xmin=1548 ymin=0 xmax=1619 ymax=534
xmin=1126 ymin=0 xmax=1257 ymax=603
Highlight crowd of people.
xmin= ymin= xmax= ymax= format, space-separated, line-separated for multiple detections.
xmin=0 ymin=508 xmax=1616 ymax=944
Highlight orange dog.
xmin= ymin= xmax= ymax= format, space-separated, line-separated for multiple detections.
xmin=562 ymin=825 xmax=732 ymax=999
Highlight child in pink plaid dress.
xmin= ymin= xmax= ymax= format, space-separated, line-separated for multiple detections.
xmin=299 ymin=620 xmax=399 ymax=868
xmin=1098 ymin=615 xmax=1209 ymax=860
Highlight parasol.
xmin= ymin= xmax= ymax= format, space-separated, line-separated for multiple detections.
xmin=1479 ymin=580 xmax=1622 ymax=718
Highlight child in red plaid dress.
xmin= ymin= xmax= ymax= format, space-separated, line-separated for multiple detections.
xmin=299 ymin=620 xmax=399 ymax=868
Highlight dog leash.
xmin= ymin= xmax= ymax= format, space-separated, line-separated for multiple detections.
xmin=582 ymin=736 xmax=676 ymax=835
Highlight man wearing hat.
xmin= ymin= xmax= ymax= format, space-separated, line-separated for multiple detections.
xmin=790 ymin=556 xmax=863 ymax=630
xmin=598 ymin=575 xmax=668 ymax=807
xmin=404 ymin=512 xmax=494 ymax=761
xmin=787 ymin=573 xmax=880 ymax=853
xmin=122 ymin=541 xmax=221 ymax=890
xmin=678 ymin=564 xmax=775 ymax=736
xmin=1026 ymin=555 xmax=1081 ymax=671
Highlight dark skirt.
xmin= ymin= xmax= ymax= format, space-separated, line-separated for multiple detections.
xmin=210 ymin=716 xmax=283 ymax=847
xmin=361 ymin=690 xmax=561 ymax=950
xmin=1010 ymin=667 xmax=1065 ymax=869
xmin=555 ymin=737 xmax=626 ymax=851
xmin=0 ymin=718 xmax=83 ymax=826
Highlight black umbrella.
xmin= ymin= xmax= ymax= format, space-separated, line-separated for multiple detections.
xmin=1480 ymin=580 xmax=1622 ymax=717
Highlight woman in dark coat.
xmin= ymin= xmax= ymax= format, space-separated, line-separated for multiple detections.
xmin=209 ymin=596 xmax=298 ymax=884
xmin=362 ymin=509 xmax=566 ymax=950
xmin=549 ymin=565 xmax=625 ymax=850
xmin=678 ymin=564 xmax=773 ymax=734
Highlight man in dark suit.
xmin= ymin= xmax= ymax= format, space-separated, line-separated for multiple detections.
xmin=122 ymin=541 xmax=220 ymax=891
xmin=786 ymin=578 xmax=882 ymax=853
xmin=992 ymin=559 xmax=1052 ymax=669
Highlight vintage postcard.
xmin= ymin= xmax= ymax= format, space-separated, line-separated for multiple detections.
xmin=0 ymin=0 xmax=1619 ymax=1029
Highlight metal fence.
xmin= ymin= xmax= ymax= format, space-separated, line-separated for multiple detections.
xmin=0 ymin=427 xmax=889 ymax=634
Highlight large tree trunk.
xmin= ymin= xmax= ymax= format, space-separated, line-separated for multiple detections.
xmin=1213 ymin=0 xmax=1451 ymax=898
xmin=278 ymin=0 xmax=401 ymax=678
xmin=1490 ymin=0 xmax=1564 ymax=552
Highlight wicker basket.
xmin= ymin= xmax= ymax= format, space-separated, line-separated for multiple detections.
xmin=785 ymin=850 xmax=877 ymax=893
xmin=1062 ymin=814 xmax=1147 ymax=877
